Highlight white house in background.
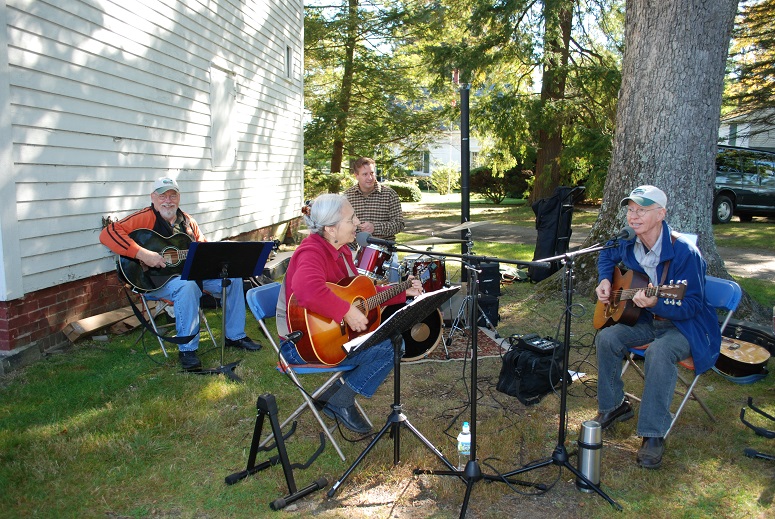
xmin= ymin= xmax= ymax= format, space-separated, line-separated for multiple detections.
xmin=719 ymin=109 xmax=775 ymax=152
xmin=411 ymin=130 xmax=484 ymax=176
xmin=0 ymin=0 xmax=304 ymax=362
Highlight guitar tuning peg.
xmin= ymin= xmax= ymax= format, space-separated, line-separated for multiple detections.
xmin=677 ymin=300 xmax=682 ymax=306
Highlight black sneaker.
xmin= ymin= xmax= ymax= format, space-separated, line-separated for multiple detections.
xmin=178 ymin=350 xmax=202 ymax=371
xmin=225 ymin=336 xmax=262 ymax=351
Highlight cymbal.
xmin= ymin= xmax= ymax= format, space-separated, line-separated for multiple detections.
xmin=406 ymin=237 xmax=468 ymax=245
xmin=443 ymin=220 xmax=494 ymax=233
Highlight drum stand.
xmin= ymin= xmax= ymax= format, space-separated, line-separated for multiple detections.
xmin=444 ymin=266 xmax=498 ymax=350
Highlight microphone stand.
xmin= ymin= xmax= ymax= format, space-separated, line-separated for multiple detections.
xmin=392 ymin=246 xmax=549 ymax=518
xmin=498 ymin=241 xmax=623 ymax=511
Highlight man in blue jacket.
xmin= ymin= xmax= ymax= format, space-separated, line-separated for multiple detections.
xmin=593 ymin=185 xmax=721 ymax=469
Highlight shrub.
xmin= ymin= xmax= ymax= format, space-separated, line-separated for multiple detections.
xmin=430 ymin=165 xmax=460 ymax=195
xmin=383 ymin=181 xmax=422 ymax=202
xmin=469 ymin=165 xmax=531 ymax=203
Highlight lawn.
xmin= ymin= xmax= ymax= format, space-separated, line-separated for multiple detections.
xmin=1 ymin=194 xmax=774 ymax=519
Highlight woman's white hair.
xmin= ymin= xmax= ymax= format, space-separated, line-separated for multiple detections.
xmin=304 ymin=193 xmax=348 ymax=235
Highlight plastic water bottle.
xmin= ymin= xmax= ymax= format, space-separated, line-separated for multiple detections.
xmin=457 ymin=421 xmax=471 ymax=470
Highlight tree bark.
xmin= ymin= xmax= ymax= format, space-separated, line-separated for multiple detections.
xmin=532 ymin=0 xmax=573 ymax=202
xmin=571 ymin=0 xmax=768 ymax=320
xmin=329 ymin=0 xmax=359 ymax=182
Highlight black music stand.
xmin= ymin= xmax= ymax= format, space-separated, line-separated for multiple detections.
xmin=327 ymin=287 xmax=462 ymax=498
xmin=181 ymin=241 xmax=274 ymax=382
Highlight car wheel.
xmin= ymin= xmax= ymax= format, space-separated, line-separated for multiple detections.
xmin=713 ymin=195 xmax=733 ymax=224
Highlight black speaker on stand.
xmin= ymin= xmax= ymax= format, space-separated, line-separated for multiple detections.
xmin=477 ymin=262 xmax=500 ymax=328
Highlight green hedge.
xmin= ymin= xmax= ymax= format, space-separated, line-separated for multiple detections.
xmin=383 ymin=181 xmax=422 ymax=202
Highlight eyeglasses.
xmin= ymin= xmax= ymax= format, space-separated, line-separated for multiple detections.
xmin=155 ymin=191 xmax=179 ymax=201
xmin=626 ymin=207 xmax=657 ymax=217
xmin=340 ymin=214 xmax=360 ymax=225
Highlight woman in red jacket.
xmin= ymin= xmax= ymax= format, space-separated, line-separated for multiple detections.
xmin=277 ymin=194 xmax=422 ymax=434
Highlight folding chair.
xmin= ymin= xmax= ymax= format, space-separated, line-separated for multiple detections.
xmin=621 ymin=275 xmax=742 ymax=438
xmin=246 ymin=282 xmax=372 ymax=461
xmin=133 ymin=288 xmax=217 ymax=358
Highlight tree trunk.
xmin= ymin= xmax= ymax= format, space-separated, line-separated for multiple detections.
xmin=572 ymin=1 xmax=768 ymax=320
xmin=329 ymin=0 xmax=359 ymax=181
xmin=531 ymin=0 xmax=572 ymax=203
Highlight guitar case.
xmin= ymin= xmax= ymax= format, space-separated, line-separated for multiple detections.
xmin=714 ymin=318 xmax=773 ymax=383
xmin=723 ymin=318 xmax=775 ymax=355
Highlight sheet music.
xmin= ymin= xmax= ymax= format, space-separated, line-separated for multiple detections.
xmin=343 ymin=285 xmax=460 ymax=354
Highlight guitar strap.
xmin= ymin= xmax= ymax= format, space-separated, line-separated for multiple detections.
xmin=658 ymin=232 xmax=681 ymax=286
xmin=123 ymin=287 xmax=198 ymax=345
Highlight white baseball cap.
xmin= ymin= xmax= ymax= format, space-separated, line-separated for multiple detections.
xmin=620 ymin=185 xmax=667 ymax=208
xmin=152 ymin=177 xmax=180 ymax=195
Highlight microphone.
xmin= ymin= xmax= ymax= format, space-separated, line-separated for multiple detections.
xmin=356 ymin=231 xmax=396 ymax=248
xmin=613 ymin=226 xmax=635 ymax=241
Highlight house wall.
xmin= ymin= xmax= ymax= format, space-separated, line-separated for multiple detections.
xmin=0 ymin=0 xmax=304 ymax=353
xmin=719 ymin=117 xmax=775 ymax=152
xmin=411 ymin=131 xmax=483 ymax=177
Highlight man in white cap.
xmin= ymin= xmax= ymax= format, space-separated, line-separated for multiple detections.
xmin=100 ymin=177 xmax=261 ymax=371
xmin=592 ymin=185 xmax=720 ymax=468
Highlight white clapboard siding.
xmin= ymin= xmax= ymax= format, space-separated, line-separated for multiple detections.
xmin=3 ymin=0 xmax=304 ymax=297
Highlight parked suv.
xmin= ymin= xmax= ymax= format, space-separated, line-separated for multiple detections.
xmin=714 ymin=145 xmax=775 ymax=224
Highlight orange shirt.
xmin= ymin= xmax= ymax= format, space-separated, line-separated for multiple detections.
xmin=99 ymin=206 xmax=203 ymax=258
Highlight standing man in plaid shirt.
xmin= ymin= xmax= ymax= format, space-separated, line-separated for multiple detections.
xmin=344 ymin=157 xmax=405 ymax=282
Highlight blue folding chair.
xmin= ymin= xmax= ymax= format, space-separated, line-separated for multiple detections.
xmin=246 ymin=282 xmax=372 ymax=461
xmin=622 ymin=275 xmax=743 ymax=438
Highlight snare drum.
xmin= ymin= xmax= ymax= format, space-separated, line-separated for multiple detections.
xmin=404 ymin=254 xmax=446 ymax=292
xmin=382 ymin=303 xmax=443 ymax=362
xmin=355 ymin=245 xmax=392 ymax=281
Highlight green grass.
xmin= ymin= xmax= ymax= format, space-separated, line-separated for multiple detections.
xmin=712 ymin=219 xmax=775 ymax=251
xmin=1 ymin=200 xmax=774 ymax=518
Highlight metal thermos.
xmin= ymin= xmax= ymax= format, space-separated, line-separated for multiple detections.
xmin=576 ymin=420 xmax=602 ymax=493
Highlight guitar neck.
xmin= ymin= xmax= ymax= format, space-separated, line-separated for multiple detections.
xmin=363 ymin=279 xmax=413 ymax=311
xmin=619 ymin=286 xmax=659 ymax=301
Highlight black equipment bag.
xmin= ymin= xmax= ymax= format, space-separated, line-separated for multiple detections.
xmin=528 ymin=186 xmax=585 ymax=282
xmin=496 ymin=335 xmax=570 ymax=406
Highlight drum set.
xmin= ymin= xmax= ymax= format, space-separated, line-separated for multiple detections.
xmin=354 ymin=244 xmax=449 ymax=362
xmin=352 ymin=221 xmax=495 ymax=362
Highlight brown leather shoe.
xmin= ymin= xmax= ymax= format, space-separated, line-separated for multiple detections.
xmin=593 ymin=398 xmax=634 ymax=430
xmin=637 ymin=437 xmax=665 ymax=469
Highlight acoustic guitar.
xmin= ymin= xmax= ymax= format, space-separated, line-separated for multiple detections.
xmin=716 ymin=337 xmax=770 ymax=378
xmin=593 ymin=267 xmax=687 ymax=329
xmin=287 ymin=275 xmax=416 ymax=365
xmin=117 ymin=229 xmax=192 ymax=292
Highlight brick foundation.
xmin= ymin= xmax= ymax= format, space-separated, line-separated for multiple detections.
xmin=0 ymin=272 xmax=125 ymax=352
xmin=0 ymin=221 xmax=298 ymax=354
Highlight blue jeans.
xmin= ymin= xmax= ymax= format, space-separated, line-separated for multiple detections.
xmin=596 ymin=319 xmax=691 ymax=437
xmin=281 ymin=337 xmax=403 ymax=398
xmin=145 ymin=276 xmax=247 ymax=352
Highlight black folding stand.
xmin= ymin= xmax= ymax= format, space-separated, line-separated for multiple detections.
xmin=181 ymin=241 xmax=273 ymax=382
xmin=497 ymin=245 xmax=622 ymax=511
xmin=225 ymin=393 xmax=328 ymax=510
xmin=413 ymin=263 xmax=544 ymax=517
xmin=327 ymin=287 xmax=462 ymax=498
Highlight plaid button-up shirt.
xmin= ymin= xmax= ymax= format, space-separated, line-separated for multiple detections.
xmin=344 ymin=182 xmax=405 ymax=241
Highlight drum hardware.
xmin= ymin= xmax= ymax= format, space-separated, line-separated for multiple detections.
xmin=442 ymin=220 xmax=494 ymax=234
xmin=444 ymin=266 xmax=500 ymax=347
xmin=408 ymin=237 xmax=468 ymax=246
